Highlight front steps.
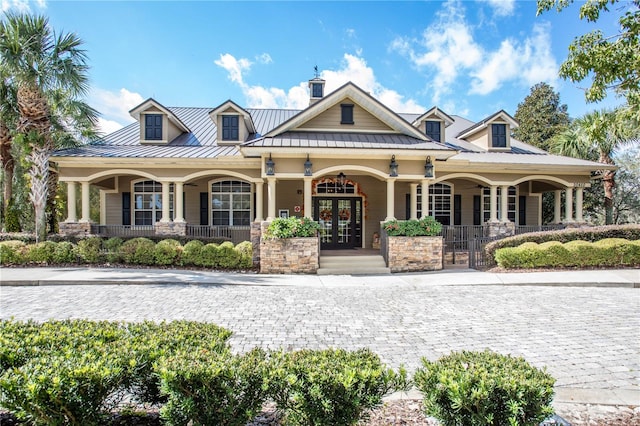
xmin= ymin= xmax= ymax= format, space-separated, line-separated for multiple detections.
xmin=317 ymin=255 xmax=390 ymax=275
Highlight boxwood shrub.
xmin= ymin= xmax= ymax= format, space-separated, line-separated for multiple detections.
xmin=76 ymin=237 xmax=103 ymax=264
xmin=414 ymin=350 xmax=555 ymax=426
xmin=153 ymin=238 xmax=182 ymax=266
xmin=180 ymin=239 xmax=205 ymax=266
xmin=269 ymin=348 xmax=407 ymax=426
xmin=495 ymin=238 xmax=640 ymax=269
xmin=120 ymin=237 xmax=156 ymax=265
xmin=0 ymin=240 xmax=27 ymax=265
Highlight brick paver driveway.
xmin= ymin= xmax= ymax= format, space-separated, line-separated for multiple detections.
xmin=1 ymin=281 xmax=638 ymax=392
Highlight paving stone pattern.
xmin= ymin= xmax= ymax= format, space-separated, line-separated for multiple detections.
xmin=1 ymin=281 xmax=638 ymax=392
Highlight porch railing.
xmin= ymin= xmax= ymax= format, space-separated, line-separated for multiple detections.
xmin=90 ymin=224 xmax=251 ymax=244
xmin=515 ymin=224 xmax=566 ymax=235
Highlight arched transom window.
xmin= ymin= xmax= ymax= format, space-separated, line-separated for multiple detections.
xmin=133 ymin=180 xmax=173 ymax=225
xmin=211 ymin=180 xmax=252 ymax=226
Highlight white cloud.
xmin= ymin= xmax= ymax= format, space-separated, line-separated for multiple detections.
xmin=89 ymin=87 xmax=145 ymax=134
xmin=390 ymin=0 xmax=558 ymax=103
xmin=256 ymin=53 xmax=273 ymax=65
xmin=215 ymin=52 xmax=425 ymax=113
xmin=1 ymin=0 xmax=46 ymax=12
xmin=482 ymin=0 xmax=515 ymax=17
xmin=469 ymin=22 xmax=558 ymax=94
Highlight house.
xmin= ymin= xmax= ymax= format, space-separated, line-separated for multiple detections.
xmin=52 ymin=79 xmax=612 ymax=255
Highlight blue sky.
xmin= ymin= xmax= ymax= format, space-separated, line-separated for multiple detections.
xmin=2 ymin=0 xmax=628 ymax=134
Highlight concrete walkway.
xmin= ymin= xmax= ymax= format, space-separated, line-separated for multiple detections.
xmin=1 ymin=267 xmax=639 ymax=412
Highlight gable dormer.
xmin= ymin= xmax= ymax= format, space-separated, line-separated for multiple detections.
xmin=266 ymin=82 xmax=429 ymax=140
xmin=209 ymin=100 xmax=256 ymax=145
xmin=129 ymin=99 xmax=190 ymax=145
xmin=456 ymin=110 xmax=518 ymax=151
xmin=412 ymin=107 xmax=454 ymax=143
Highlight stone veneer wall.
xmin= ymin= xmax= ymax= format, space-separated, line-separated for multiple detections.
xmin=250 ymin=222 xmax=262 ymax=267
xmin=486 ymin=221 xmax=516 ymax=238
xmin=260 ymin=236 xmax=319 ymax=274
xmin=154 ymin=221 xmax=186 ymax=236
xmin=59 ymin=222 xmax=92 ymax=237
xmin=386 ymin=235 xmax=443 ymax=272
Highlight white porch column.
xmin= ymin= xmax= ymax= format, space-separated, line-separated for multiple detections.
xmin=575 ymin=187 xmax=584 ymax=222
xmin=565 ymin=187 xmax=574 ymax=223
xmin=160 ymin=182 xmax=171 ymax=222
xmin=66 ymin=181 xmax=77 ymax=222
xmin=385 ymin=178 xmax=396 ymax=221
xmin=500 ymin=185 xmax=509 ymax=222
xmin=489 ymin=185 xmax=498 ymax=222
xmin=254 ymin=181 xmax=264 ymax=222
xmin=80 ymin=182 xmax=91 ymax=222
xmin=554 ymin=190 xmax=562 ymax=224
xmin=409 ymin=183 xmax=418 ymax=220
xmin=304 ymin=178 xmax=313 ymax=219
xmin=421 ymin=180 xmax=429 ymax=218
xmin=267 ymin=177 xmax=277 ymax=220
xmin=174 ymin=182 xmax=184 ymax=222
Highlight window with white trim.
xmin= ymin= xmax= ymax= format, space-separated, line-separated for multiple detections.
xmin=133 ymin=180 xmax=173 ymax=225
xmin=482 ymin=186 xmax=516 ymax=223
xmin=222 ymin=115 xmax=239 ymax=141
xmin=425 ymin=120 xmax=441 ymax=142
xmin=417 ymin=183 xmax=452 ymax=225
xmin=211 ymin=180 xmax=252 ymax=226
xmin=144 ymin=114 xmax=163 ymax=140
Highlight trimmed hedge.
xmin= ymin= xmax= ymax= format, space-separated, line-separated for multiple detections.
xmin=382 ymin=216 xmax=443 ymax=237
xmin=495 ymin=238 xmax=640 ymax=269
xmin=415 ymin=350 xmax=555 ymax=426
xmin=0 ymin=238 xmax=254 ymax=270
xmin=485 ymin=224 xmax=640 ymax=261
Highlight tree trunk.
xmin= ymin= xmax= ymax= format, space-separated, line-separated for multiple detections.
xmin=46 ymin=169 xmax=59 ymax=233
xmin=28 ymin=144 xmax=50 ymax=242
xmin=0 ymin=122 xmax=13 ymax=212
xmin=603 ymin=169 xmax=616 ymax=225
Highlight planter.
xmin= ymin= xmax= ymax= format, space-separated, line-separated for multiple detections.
xmin=384 ymin=234 xmax=443 ymax=272
xmin=260 ymin=236 xmax=319 ymax=274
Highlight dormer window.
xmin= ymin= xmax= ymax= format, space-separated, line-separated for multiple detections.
xmin=491 ymin=123 xmax=507 ymax=148
xmin=145 ymin=114 xmax=163 ymax=140
xmin=341 ymin=104 xmax=354 ymax=125
xmin=222 ymin=115 xmax=239 ymax=141
xmin=425 ymin=120 xmax=441 ymax=142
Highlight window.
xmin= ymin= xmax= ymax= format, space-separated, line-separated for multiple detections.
xmin=341 ymin=104 xmax=354 ymax=124
xmin=145 ymin=114 xmax=163 ymax=140
xmin=211 ymin=180 xmax=251 ymax=226
xmin=425 ymin=120 xmax=441 ymax=142
xmin=482 ymin=186 xmax=516 ymax=223
xmin=316 ymin=180 xmax=355 ymax=194
xmin=311 ymin=83 xmax=323 ymax=98
xmin=491 ymin=123 xmax=507 ymax=148
xmin=417 ymin=183 xmax=452 ymax=225
xmin=133 ymin=180 xmax=173 ymax=225
xmin=222 ymin=115 xmax=239 ymax=141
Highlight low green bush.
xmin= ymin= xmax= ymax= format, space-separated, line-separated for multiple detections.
xmin=414 ymin=350 xmax=555 ymax=426
xmin=234 ymin=240 xmax=253 ymax=268
xmin=76 ymin=237 xmax=103 ymax=264
xmin=180 ymin=239 xmax=204 ymax=266
xmin=158 ymin=348 xmax=269 ymax=426
xmin=0 ymin=240 xmax=26 ymax=265
xmin=200 ymin=242 xmax=219 ymax=267
xmin=270 ymin=348 xmax=407 ymax=426
xmin=154 ymin=239 xmax=182 ymax=266
xmin=495 ymin=238 xmax=640 ymax=269
xmin=264 ymin=217 xmax=320 ymax=239
xmin=103 ymin=237 xmax=124 ymax=263
xmin=383 ymin=216 xmax=442 ymax=237
xmin=52 ymin=241 xmax=77 ymax=263
xmin=120 ymin=237 xmax=156 ymax=265
xmin=217 ymin=241 xmax=240 ymax=268
xmin=25 ymin=241 xmax=57 ymax=264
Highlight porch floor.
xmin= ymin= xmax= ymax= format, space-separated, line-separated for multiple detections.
xmin=320 ymin=248 xmax=380 ymax=256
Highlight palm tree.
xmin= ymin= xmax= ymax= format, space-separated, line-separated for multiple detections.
xmin=0 ymin=12 xmax=96 ymax=241
xmin=551 ymin=109 xmax=640 ymax=224
xmin=0 ymin=65 xmax=20 ymax=230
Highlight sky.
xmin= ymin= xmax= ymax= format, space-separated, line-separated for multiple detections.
xmin=1 ymin=0 xmax=630 ymax=135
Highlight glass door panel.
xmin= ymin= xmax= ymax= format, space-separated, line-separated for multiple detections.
xmin=337 ymin=199 xmax=352 ymax=244
xmin=317 ymin=199 xmax=334 ymax=245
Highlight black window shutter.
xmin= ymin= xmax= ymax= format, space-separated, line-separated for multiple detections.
xmin=473 ymin=195 xmax=481 ymax=225
xmin=200 ymin=192 xmax=208 ymax=226
xmin=454 ymin=194 xmax=462 ymax=225
xmin=519 ymin=195 xmax=527 ymax=225
xmin=122 ymin=192 xmax=131 ymax=226
xmin=405 ymin=194 xmax=411 ymax=220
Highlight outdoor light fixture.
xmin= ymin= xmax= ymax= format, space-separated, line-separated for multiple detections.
xmin=337 ymin=172 xmax=346 ymax=187
xmin=424 ymin=156 xmax=434 ymax=178
xmin=265 ymin=154 xmax=275 ymax=176
xmin=304 ymin=154 xmax=313 ymax=176
xmin=389 ymin=155 xmax=398 ymax=177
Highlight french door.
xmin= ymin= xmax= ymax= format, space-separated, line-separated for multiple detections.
xmin=314 ymin=197 xmax=362 ymax=249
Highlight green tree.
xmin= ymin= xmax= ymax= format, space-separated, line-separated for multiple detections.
xmin=550 ymin=109 xmax=640 ymax=224
xmin=0 ymin=13 xmax=97 ymax=241
xmin=513 ymin=82 xmax=570 ymax=152
xmin=537 ymin=0 xmax=640 ymax=118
